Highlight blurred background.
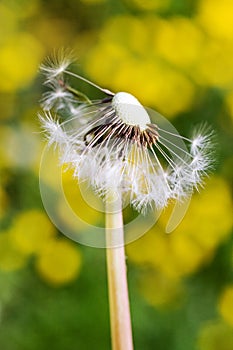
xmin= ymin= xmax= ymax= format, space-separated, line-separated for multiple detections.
xmin=0 ymin=0 xmax=233 ymax=349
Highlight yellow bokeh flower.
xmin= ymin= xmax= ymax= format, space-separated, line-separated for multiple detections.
xmin=167 ymin=177 xmax=232 ymax=266
xmin=10 ymin=210 xmax=56 ymax=255
xmin=39 ymin=150 xmax=103 ymax=239
xmin=38 ymin=144 xmax=62 ymax=190
xmin=0 ymin=4 xmax=17 ymax=38
xmin=154 ymin=17 xmax=204 ymax=69
xmin=33 ymin=17 xmax=75 ymax=50
xmin=183 ymin=178 xmax=233 ymax=250
xmin=35 ymin=238 xmax=82 ymax=286
xmin=57 ymin=168 xmax=103 ymax=231
xmin=1 ymin=0 xmax=39 ymax=20
xmin=127 ymin=0 xmax=170 ymax=11
xmin=126 ymin=227 xmax=171 ymax=268
xmin=0 ymin=124 xmax=42 ymax=169
xmin=192 ymin=40 xmax=233 ymax=88
xmin=219 ymin=286 xmax=233 ymax=328
xmin=197 ymin=0 xmax=233 ymax=41
xmin=98 ymin=16 xmax=150 ymax=55
xmin=169 ymin=233 xmax=205 ymax=276
xmin=138 ymin=269 xmax=184 ymax=308
xmin=127 ymin=177 xmax=232 ymax=280
xmin=112 ymin=59 xmax=195 ymax=116
xmin=0 ymin=33 xmax=44 ymax=92
xmin=197 ymin=321 xmax=233 ymax=350
xmin=84 ymin=15 xmax=195 ymax=117
xmin=0 ymin=232 xmax=27 ymax=271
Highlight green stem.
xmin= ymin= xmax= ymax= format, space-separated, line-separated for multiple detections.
xmin=105 ymin=196 xmax=134 ymax=350
xmin=66 ymin=85 xmax=92 ymax=104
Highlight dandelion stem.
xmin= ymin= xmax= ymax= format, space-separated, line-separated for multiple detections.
xmin=105 ymin=195 xmax=134 ymax=350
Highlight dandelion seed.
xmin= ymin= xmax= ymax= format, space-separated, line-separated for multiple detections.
xmin=39 ymin=56 xmax=215 ymax=213
xmin=41 ymin=81 xmax=75 ymax=111
xmin=40 ymin=49 xmax=74 ymax=82
xmin=39 ymin=55 xmax=216 ymax=350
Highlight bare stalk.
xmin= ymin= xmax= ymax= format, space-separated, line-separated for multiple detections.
xmin=105 ymin=195 xmax=134 ymax=350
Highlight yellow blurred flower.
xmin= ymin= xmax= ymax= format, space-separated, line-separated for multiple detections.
xmin=197 ymin=321 xmax=233 ymax=350
xmin=37 ymin=144 xmax=62 ymax=190
xmin=1 ymin=0 xmax=39 ymax=20
xmin=160 ymin=177 xmax=232 ymax=277
xmin=104 ymin=15 xmax=155 ymax=54
xmin=57 ymin=168 xmax=103 ymax=231
xmin=0 ymin=232 xmax=27 ymax=271
xmin=85 ymin=15 xmax=195 ymax=117
xmin=127 ymin=0 xmax=170 ymax=11
xmin=127 ymin=177 xmax=232 ymax=280
xmin=183 ymin=177 xmax=233 ymax=250
xmin=138 ymin=269 xmax=184 ymax=308
xmin=113 ymin=59 xmax=195 ymax=117
xmin=0 ymin=124 xmax=41 ymax=169
xmin=32 ymin=17 xmax=75 ymax=50
xmin=197 ymin=0 xmax=233 ymax=41
xmin=126 ymin=226 xmax=171 ymax=270
xmin=169 ymin=233 xmax=205 ymax=276
xmin=192 ymin=40 xmax=233 ymax=88
xmin=10 ymin=210 xmax=56 ymax=255
xmin=154 ymin=17 xmax=204 ymax=69
xmin=39 ymin=149 xmax=103 ymax=240
xmin=219 ymin=286 xmax=233 ymax=328
xmin=35 ymin=238 xmax=82 ymax=286
xmin=0 ymin=33 xmax=44 ymax=92
xmin=0 ymin=4 xmax=17 ymax=38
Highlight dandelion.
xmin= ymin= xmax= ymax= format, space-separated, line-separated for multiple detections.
xmin=40 ymin=58 xmax=214 ymax=214
xmin=39 ymin=54 xmax=215 ymax=350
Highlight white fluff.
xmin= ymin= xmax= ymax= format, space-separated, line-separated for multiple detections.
xmin=39 ymin=57 xmax=215 ymax=213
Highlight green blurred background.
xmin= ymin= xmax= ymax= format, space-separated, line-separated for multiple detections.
xmin=0 ymin=0 xmax=233 ymax=349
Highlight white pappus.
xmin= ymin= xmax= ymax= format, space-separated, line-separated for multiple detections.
xmin=39 ymin=54 xmax=215 ymax=213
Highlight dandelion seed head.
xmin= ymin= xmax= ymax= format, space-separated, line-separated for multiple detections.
xmin=112 ymin=92 xmax=151 ymax=131
xmin=39 ymin=56 xmax=215 ymax=213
